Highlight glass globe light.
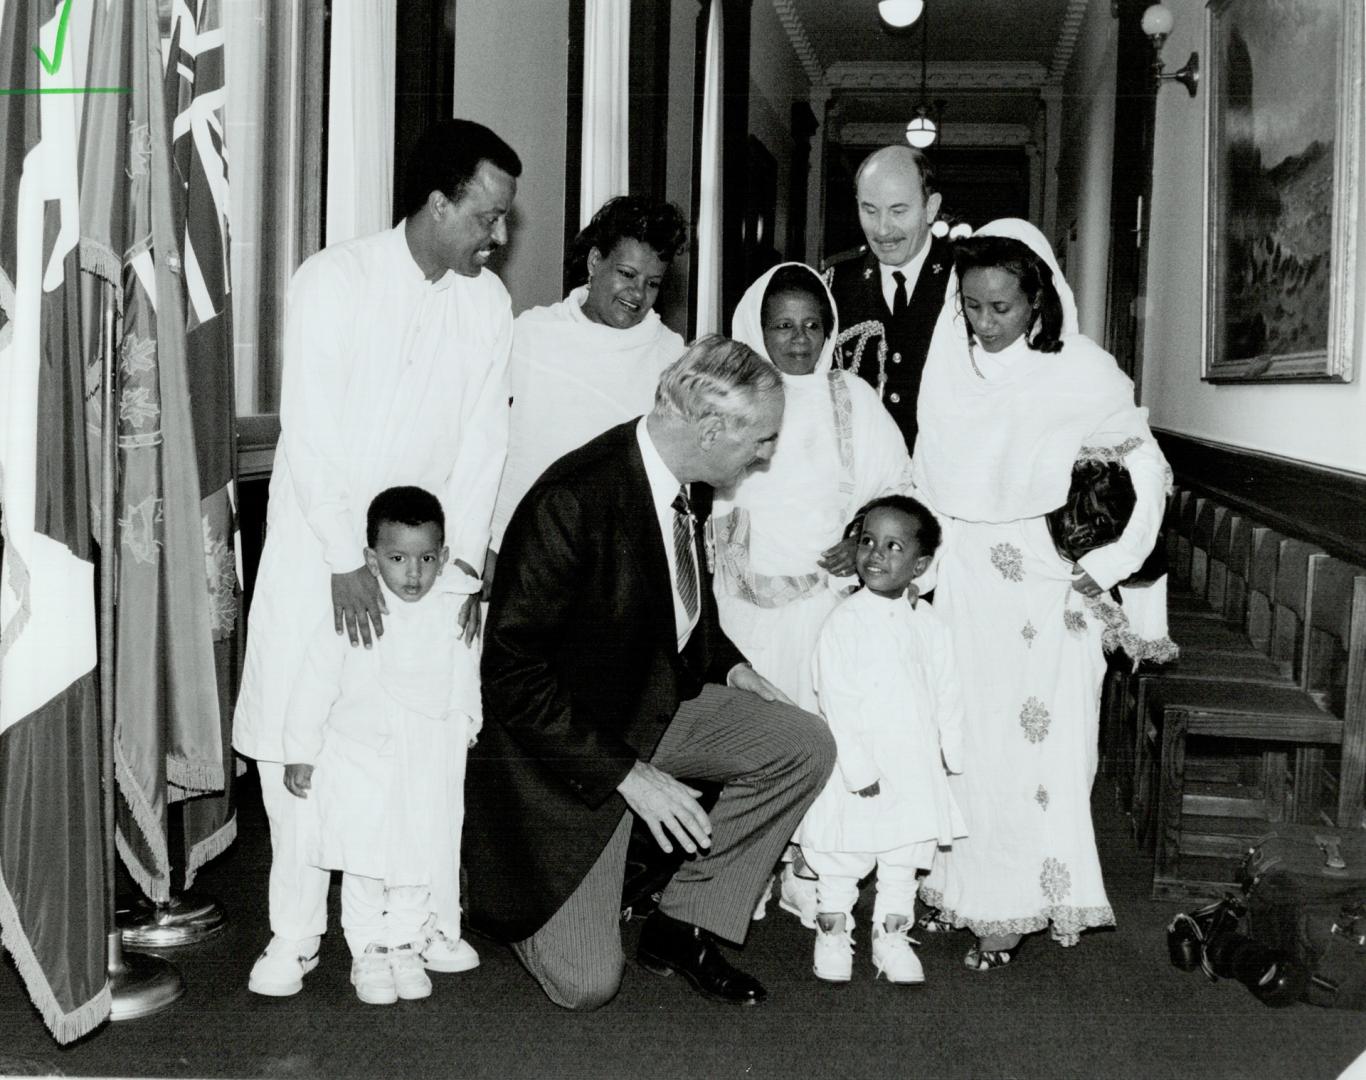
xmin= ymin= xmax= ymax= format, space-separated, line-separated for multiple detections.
xmin=905 ymin=109 xmax=937 ymax=149
xmin=1140 ymin=3 xmax=1174 ymax=37
xmin=878 ymin=0 xmax=924 ymax=29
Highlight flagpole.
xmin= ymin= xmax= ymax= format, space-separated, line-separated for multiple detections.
xmin=99 ymin=285 xmax=186 ymax=1022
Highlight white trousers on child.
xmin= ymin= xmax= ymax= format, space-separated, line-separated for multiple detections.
xmin=341 ymin=877 xmax=429 ymax=957
xmin=258 ymin=760 xmax=330 ymax=944
xmin=805 ymin=840 xmax=938 ymax=924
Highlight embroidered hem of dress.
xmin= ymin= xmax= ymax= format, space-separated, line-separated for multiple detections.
xmin=918 ymin=885 xmax=1116 ymax=948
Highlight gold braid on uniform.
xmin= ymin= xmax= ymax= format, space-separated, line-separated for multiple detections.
xmin=833 ymin=320 xmax=889 ymax=400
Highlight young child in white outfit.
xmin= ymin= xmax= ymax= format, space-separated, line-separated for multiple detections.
xmin=800 ymin=494 xmax=966 ymax=985
xmin=283 ymin=486 xmax=482 ymax=1005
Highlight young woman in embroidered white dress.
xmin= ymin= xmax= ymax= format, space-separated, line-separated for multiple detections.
xmin=911 ymin=220 xmax=1169 ymax=970
xmin=715 ymin=263 xmax=915 ymax=923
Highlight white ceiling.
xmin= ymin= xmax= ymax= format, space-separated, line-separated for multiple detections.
xmin=774 ymin=0 xmax=1091 ymax=135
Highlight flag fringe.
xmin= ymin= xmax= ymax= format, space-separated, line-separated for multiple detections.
xmin=166 ymin=755 xmax=225 ymax=796
xmin=0 ymin=871 xmax=111 ymax=1044
xmin=114 ymin=828 xmax=170 ymax=906
xmin=113 ymin=745 xmax=171 ymax=903
xmin=182 ymin=812 xmax=237 ymax=890
xmin=78 ymin=239 xmax=124 ymax=312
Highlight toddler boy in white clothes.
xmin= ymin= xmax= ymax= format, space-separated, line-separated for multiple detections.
xmin=801 ymin=494 xmax=966 ymax=985
xmin=280 ymin=485 xmax=481 ymax=1005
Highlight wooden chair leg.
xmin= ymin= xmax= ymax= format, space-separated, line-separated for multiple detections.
xmin=1262 ymin=750 xmax=1288 ymax=823
xmin=1152 ymin=708 xmax=1190 ymax=900
xmin=1290 ymin=748 xmax=1324 ymax=824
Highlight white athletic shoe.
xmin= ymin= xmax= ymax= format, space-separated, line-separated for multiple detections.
xmin=350 ymin=945 xmax=398 ymax=1005
xmin=872 ymin=922 xmax=926 ymax=985
xmin=247 ymin=935 xmax=321 ymax=997
xmin=813 ymin=918 xmax=854 ymax=983
xmin=420 ymin=929 xmax=480 ymax=973
xmin=778 ymin=865 xmax=818 ymax=930
xmin=389 ymin=946 xmax=433 ymax=1000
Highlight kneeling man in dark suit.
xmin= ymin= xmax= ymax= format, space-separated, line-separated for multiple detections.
xmin=466 ymin=334 xmax=836 ymax=1010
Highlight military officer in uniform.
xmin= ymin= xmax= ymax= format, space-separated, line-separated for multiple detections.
xmin=823 ymin=145 xmax=950 ymax=452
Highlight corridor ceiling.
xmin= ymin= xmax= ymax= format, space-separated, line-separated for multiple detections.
xmin=775 ymin=0 xmax=1090 ymax=140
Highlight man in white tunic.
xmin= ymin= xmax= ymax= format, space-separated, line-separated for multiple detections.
xmin=235 ymin=119 xmax=521 ymax=996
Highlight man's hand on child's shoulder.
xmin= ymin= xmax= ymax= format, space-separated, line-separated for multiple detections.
xmin=284 ymin=763 xmax=314 ymax=799
xmin=855 ymin=781 xmax=881 ymax=798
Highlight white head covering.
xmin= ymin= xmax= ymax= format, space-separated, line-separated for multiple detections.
xmin=730 ymin=262 xmax=839 ymax=375
xmin=912 ymin=218 xmax=1150 ymax=524
xmin=715 ymin=263 xmax=850 ymax=579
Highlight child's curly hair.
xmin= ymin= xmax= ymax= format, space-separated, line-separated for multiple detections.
xmin=844 ymin=494 xmax=942 ymax=557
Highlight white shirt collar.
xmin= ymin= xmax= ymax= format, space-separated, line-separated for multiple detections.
xmin=878 ymin=232 xmax=933 ymax=309
xmin=635 ymin=416 xmax=686 ymax=514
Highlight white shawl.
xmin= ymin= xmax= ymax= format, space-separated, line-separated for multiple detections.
xmin=491 ymin=286 xmax=686 ymax=546
xmin=716 ymin=263 xmax=912 ymax=587
xmin=912 ymin=218 xmax=1153 ymax=526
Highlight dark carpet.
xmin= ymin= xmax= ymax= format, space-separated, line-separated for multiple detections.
xmin=3 ymin=771 xmax=1364 ymax=1080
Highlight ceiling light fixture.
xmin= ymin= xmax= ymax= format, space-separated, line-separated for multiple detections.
xmin=904 ymin=2 xmax=937 ymax=148
xmin=878 ymin=0 xmax=923 ymax=29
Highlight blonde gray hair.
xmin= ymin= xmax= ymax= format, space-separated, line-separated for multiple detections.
xmin=653 ymin=334 xmax=781 ymax=427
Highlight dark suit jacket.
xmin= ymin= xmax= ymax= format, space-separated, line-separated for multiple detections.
xmin=464 ymin=420 xmax=746 ymax=942
xmin=825 ymin=235 xmax=953 ymax=452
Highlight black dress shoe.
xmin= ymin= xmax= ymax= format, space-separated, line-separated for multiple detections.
xmin=636 ymin=911 xmax=767 ymax=1006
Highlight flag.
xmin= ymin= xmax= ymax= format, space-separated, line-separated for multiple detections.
xmin=164 ymin=0 xmax=240 ymax=884
xmin=0 ymin=0 xmax=111 ymax=1044
xmin=79 ymin=0 xmax=224 ymax=902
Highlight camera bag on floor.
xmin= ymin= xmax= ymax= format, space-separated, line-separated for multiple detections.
xmin=1239 ymin=823 xmax=1366 ymax=1010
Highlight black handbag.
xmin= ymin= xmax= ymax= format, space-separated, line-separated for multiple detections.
xmin=1045 ymin=459 xmax=1167 ymax=588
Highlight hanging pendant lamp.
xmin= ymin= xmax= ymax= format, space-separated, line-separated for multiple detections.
xmin=904 ymin=3 xmax=937 ymax=148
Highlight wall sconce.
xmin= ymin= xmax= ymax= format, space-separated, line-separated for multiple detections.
xmin=878 ymin=0 xmax=923 ymax=28
xmin=1141 ymin=3 xmax=1199 ymax=96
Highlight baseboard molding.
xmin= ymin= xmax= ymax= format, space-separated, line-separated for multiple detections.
xmin=1155 ymin=429 xmax=1366 ymax=566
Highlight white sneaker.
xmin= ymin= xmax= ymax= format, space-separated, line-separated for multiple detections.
xmin=247 ymin=935 xmax=321 ymax=997
xmin=389 ymin=946 xmax=433 ymax=1000
xmin=778 ymin=865 xmax=817 ymax=930
xmin=350 ymin=946 xmax=398 ymax=1005
xmin=813 ymin=918 xmax=854 ymax=983
xmin=421 ymin=929 xmax=480 ymax=973
xmin=872 ymin=922 xmax=925 ymax=985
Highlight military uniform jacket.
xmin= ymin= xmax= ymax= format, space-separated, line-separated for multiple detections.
xmin=823 ymin=235 xmax=953 ymax=453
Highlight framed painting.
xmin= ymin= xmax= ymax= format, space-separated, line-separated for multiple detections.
xmin=1202 ymin=0 xmax=1363 ymax=382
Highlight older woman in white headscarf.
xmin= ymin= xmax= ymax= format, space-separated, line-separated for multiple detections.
xmin=715 ymin=262 xmax=913 ymax=709
xmin=912 ymin=219 xmax=1170 ymax=970
xmin=716 ymin=263 xmax=913 ymax=923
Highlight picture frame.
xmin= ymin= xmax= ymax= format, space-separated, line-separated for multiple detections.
xmin=1202 ymin=0 xmax=1363 ymax=382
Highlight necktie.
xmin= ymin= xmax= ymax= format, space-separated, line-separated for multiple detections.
xmin=891 ymin=270 xmax=909 ymax=318
xmin=671 ymin=487 xmax=699 ymax=620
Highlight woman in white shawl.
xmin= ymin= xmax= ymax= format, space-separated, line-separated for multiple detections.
xmin=717 ymin=263 xmax=914 ymax=923
xmin=716 ymin=262 xmax=913 ymax=708
xmin=488 ymin=197 xmax=688 ymax=559
xmin=912 ymin=219 xmax=1170 ymax=970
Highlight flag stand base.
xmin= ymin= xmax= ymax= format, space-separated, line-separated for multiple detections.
xmin=117 ymin=893 xmax=227 ymax=948
xmin=107 ymin=932 xmax=185 ymax=1022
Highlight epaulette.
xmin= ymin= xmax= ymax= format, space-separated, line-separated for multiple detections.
xmin=820 ymin=245 xmax=868 ymax=274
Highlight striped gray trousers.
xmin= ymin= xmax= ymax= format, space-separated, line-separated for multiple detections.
xmin=512 ymin=683 xmax=836 ymax=1010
